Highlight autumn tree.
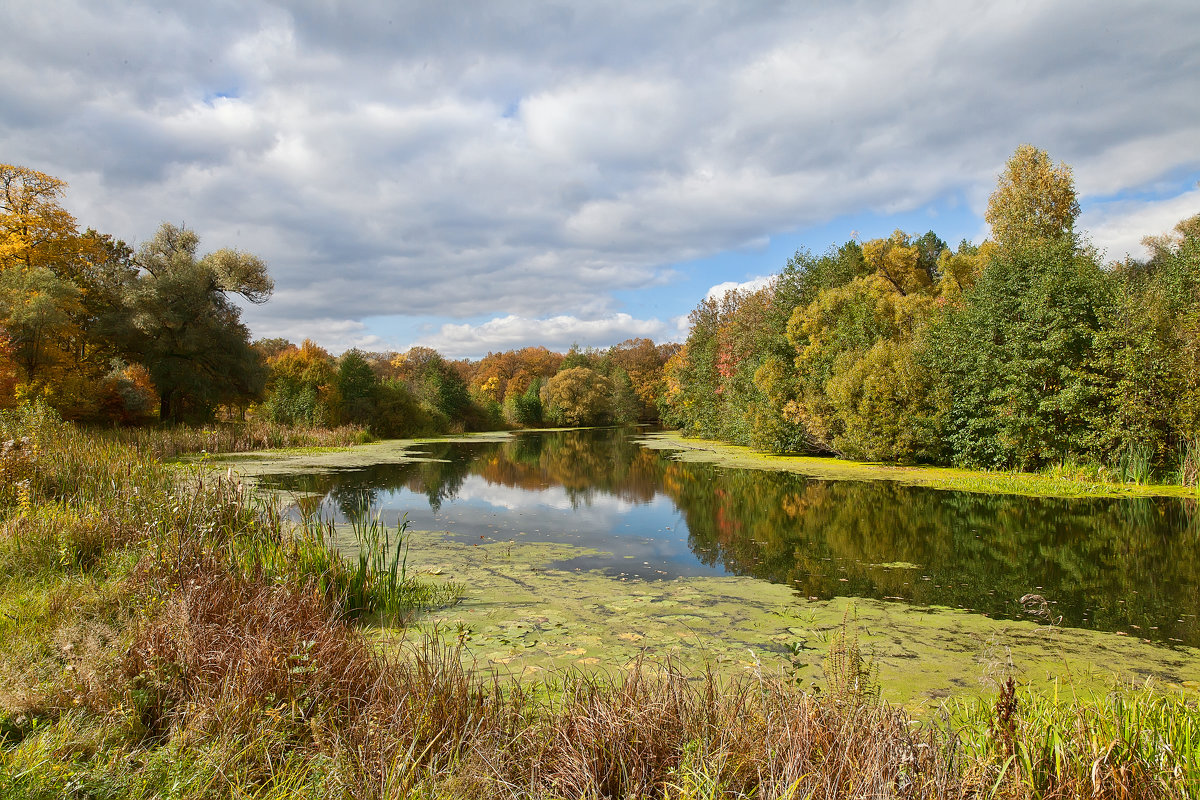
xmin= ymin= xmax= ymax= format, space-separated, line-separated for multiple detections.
xmin=391 ymin=346 xmax=472 ymax=428
xmin=985 ymin=144 xmax=1080 ymax=248
xmin=261 ymin=339 xmax=339 ymax=426
xmin=605 ymin=338 xmax=668 ymax=420
xmin=0 ymin=164 xmax=82 ymax=274
xmin=541 ymin=366 xmax=612 ymax=426
xmin=0 ymin=326 xmax=17 ymax=408
xmin=120 ymin=223 xmax=272 ymax=422
xmin=0 ymin=164 xmax=89 ymax=390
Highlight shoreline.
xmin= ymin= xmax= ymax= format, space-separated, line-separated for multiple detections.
xmin=640 ymin=431 xmax=1200 ymax=500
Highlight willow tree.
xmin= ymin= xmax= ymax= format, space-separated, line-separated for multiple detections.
xmin=121 ymin=223 xmax=273 ymax=422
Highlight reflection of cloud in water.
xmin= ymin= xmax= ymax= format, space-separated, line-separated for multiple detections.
xmin=350 ymin=473 xmax=711 ymax=578
xmin=450 ymin=476 xmax=637 ymax=514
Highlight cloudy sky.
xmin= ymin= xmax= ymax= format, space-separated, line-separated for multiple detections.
xmin=3 ymin=1 xmax=1198 ymax=357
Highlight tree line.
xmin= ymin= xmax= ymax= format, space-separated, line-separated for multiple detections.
xmin=5 ymin=146 xmax=1198 ymax=482
xmin=0 ymin=167 xmax=676 ymax=433
xmin=660 ymin=145 xmax=1200 ymax=481
xmin=252 ymin=337 xmax=677 ymax=437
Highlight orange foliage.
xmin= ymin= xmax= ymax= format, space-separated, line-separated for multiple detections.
xmin=0 ymin=326 xmax=16 ymax=408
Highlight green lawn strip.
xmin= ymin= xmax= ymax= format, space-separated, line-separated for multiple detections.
xmin=640 ymin=431 xmax=1199 ymax=499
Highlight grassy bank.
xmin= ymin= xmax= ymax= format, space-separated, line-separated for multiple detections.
xmin=2 ymin=408 xmax=1198 ymax=798
xmin=641 ymin=432 xmax=1200 ymax=500
xmin=101 ymin=418 xmax=375 ymax=461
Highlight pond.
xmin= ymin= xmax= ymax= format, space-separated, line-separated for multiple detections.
xmin=254 ymin=427 xmax=1200 ymax=649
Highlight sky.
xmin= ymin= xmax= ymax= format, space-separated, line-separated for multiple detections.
xmin=3 ymin=1 xmax=1198 ymax=359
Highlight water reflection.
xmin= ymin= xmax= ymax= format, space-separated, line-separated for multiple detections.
xmin=258 ymin=428 xmax=1200 ymax=646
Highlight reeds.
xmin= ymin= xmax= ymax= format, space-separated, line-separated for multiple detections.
xmin=1178 ymin=436 xmax=1200 ymax=489
xmin=1115 ymin=441 xmax=1156 ymax=486
xmin=101 ymin=418 xmax=373 ymax=461
xmin=227 ymin=510 xmax=464 ymax=622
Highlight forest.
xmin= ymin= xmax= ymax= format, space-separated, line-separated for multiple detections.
xmin=3 ymin=145 xmax=1199 ymax=485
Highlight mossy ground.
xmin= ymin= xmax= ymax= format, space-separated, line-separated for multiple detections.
xmin=640 ymin=431 xmax=1200 ymax=500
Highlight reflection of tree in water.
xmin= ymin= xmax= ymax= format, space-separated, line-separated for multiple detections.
xmin=259 ymin=430 xmax=1200 ymax=646
xmin=405 ymin=442 xmax=486 ymax=511
xmin=664 ymin=462 xmax=1200 ymax=645
xmin=474 ymin=429 xmax=664 ymax=509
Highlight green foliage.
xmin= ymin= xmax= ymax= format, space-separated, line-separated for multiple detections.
xmin=335 ymin=349 xmax=377 ymax=426
xmin=260 ymin=340 xmax=338 ymax=427
xmin=119 ymin=223 xmax=272 ymax=423
xmin=926 ymin=237 xmax=1113 ymax=469
xmin=825 ymin=339 xmax=941 ymax=462
xmin=506 ymin=377 xmax=544 ymax=426
xmin=607 ymin=367 xmax=640 ymax=425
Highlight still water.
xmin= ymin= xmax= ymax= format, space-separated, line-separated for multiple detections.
xmin=258 ymin=427 xmax=1200 ymax=647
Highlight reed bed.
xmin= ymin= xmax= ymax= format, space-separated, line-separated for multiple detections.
xmin=101 ymin=418 xmax=373 ymax=461
xmin=2 ymin=405 xmax=1199 ymax=799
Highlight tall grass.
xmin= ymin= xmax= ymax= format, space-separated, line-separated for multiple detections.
xmin=952 ymin=681 xmax=1200 ymax=798
xmin=101 ymin=418 xmax=374 ymax=460
xmin=1179 ymin=436 xmax=1200 ymax=489
xmin=1115 ymin=441 xmax=1156 ymax=486
xmin=227 ymin=509 xmax=463 ymax=622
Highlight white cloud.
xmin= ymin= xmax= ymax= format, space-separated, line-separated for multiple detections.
xmin=248 ymin=316 xmax=385 ymax=353
xmin=705 ymin=275 xmax=774 ymax=302
xmin=3 ymin=0 xmax=1199 ymax=354
xmin=453 ymin=475 xmax=635 ymax=515
xmin=414 ymin=313 xmax=672 ymax=358
xmin=1080 ymin=186 xmax=1200 ymax=262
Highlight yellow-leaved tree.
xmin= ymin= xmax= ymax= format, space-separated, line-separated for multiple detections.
xmin=0 ymin=164 xmax=90 ymax=394
xmin=984 ymin=144 xmax=1080 ymax=248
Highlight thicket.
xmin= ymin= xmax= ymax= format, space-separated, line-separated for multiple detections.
xmin=661 ymin=146 xmax=1200 ymax=483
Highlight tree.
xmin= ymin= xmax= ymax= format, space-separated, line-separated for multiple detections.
xmin=121 ymin=223 xmax=273 ymax=422
xmin=0 ymin=326 xmax=17 ymax=408
xmin=391 ymin=346 xmax=472 ymax=428
xmin=337 ymin=349 xmax=378 ymax=426
xmin=924 ymin=237 xmax=1112 ymax=468
xmin=985 ymin=144 xmax=1080 ymax=248
xmin=262 ymin=339 xmax=338 ymax=426
xmin=541 ymin=366 xmax=612 ymax=426
xmin=0 ymin=264 xmax=81 ymax=378
xmin=505 ymin=377 xmax=544 ymax=426
xmin=0 ymin=164 xmax=82 ymax=274
xmin=0 ymin=164 xmax=92 ymax=389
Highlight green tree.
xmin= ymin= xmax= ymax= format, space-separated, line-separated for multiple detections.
xmin=508 ymin=377 xmax=544 ymax=425
xmin=925 ymin=237 xmax=1112 ymax=468
xmin=261 ymin=339 xmax=338 ymax=426
xmin=121 ymin=223 xmax=273 ymax=422
xmin=336 ymin=349 xmax=379 ymax=426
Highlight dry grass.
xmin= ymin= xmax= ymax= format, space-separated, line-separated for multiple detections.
xmin=101 ymin=418 xmax=374 ymax=460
